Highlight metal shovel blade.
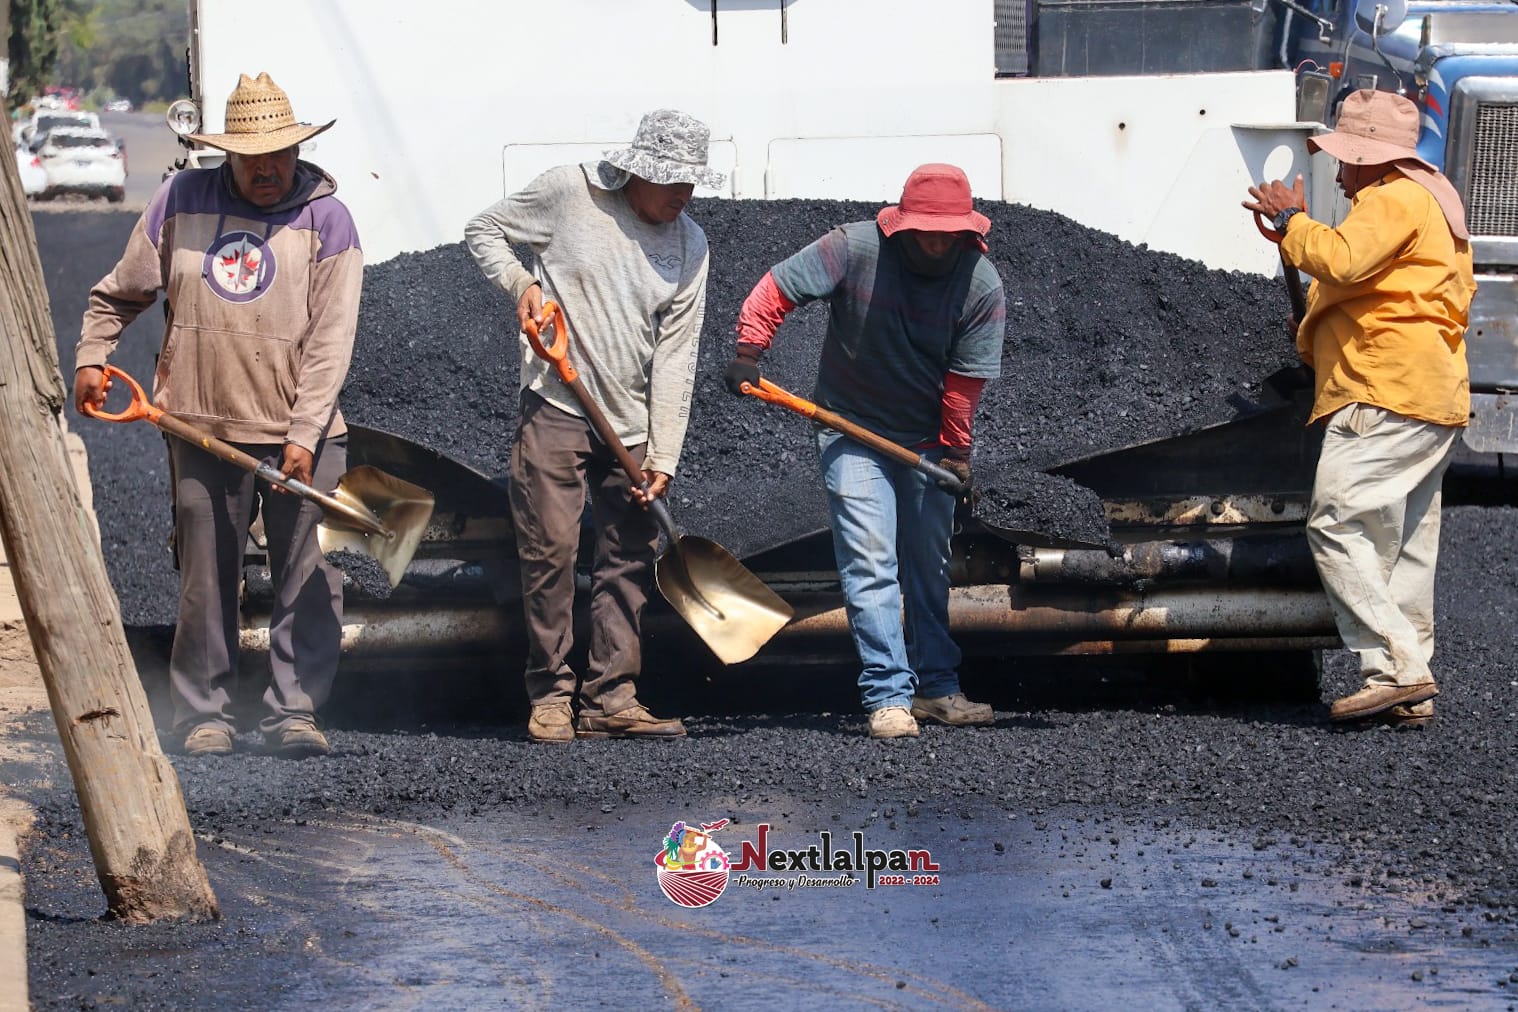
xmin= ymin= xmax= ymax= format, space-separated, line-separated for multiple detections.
xmin=655 ymin=535 xmax=794 ymax=665
xmin=315 ymin=465 xmax=436 ymax=588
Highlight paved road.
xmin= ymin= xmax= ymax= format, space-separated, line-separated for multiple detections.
xmin=98 ymin=109 xmax=185 ymax=208
xmin=11 ymin=737 xmax=1518 ymax=1011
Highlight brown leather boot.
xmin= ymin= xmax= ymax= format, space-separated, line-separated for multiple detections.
xmin=527 ymin=702 xmax=574 ymax=743
xmin=1329 ymin=681 xmax=1438 ymax=722
xmin=575 ymin=703 xmax=687 ymax=739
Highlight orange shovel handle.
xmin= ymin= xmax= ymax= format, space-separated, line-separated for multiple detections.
xmin=523 ymin=301 xmax=578 ymax=384
xmin=83 ymin=364 xmax=162 ymax=424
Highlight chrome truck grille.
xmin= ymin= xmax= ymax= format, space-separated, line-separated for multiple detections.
xmin=1466 ymin=101 xmax=1518 ymax=238
xmin=1447 ymin=78 xmax=1518 ymax=264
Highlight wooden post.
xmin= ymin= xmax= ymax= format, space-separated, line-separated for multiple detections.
xmin=0 ymin=121 xmax=219 ymax=922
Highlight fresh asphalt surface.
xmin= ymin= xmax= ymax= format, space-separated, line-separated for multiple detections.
xmin=8 ymin=134 xmax=1518 ymax=1007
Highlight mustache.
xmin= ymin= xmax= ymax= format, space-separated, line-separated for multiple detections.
xmin=251 ymin=173 xmax=283 ymax=186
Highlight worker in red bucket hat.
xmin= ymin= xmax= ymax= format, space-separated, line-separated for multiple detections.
xmin=724 ymin=163 xmax=1006 ymax=739
xmin=1244 ymin=89 xmax=1476 ymax=728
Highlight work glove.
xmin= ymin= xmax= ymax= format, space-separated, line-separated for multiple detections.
xmin=937 ymin=452 xmax=971 ymax=496
xmin=940 ymin=457 xmax=971 ymax=485
xmin=723 ymin=345 xmax=763 ymax=396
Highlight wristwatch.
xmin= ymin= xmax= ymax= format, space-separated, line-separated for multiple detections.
xmin=1273 ymin=206 xmax=1304 ymax=234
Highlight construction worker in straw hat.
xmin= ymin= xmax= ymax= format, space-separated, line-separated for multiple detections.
xmin=73 ymin=72 xmax=362 ymax=759
xmin=465 ymin=109 xmax=720 ymax=742
xmin=1243 ymin=89 xmax=1476 ymax=728
xmin=725 ymin=164 xmax=1007 ymax=739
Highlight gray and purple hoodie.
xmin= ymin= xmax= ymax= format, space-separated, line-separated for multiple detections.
xmin=77 ymin=161 xmax=363 ymax=451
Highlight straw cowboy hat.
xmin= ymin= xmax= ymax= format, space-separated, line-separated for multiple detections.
xmin=603 ymin=109 xmax=725 ymax=189
xmin=189 ymin=72 xmax=334 ymax=156
xmin=1309 ymin=89 xmax=1469 ymax=240
xmin=876 ymin=164 xmax=992 ymax=238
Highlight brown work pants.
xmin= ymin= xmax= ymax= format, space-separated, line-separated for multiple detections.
xmin=509 ymin=390 xmax=657 ymax=715
xmin=167 ymin=435 xmax=346 ymax=737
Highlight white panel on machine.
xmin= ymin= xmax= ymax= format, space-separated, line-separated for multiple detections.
xmin=501 ymin=142 xmax=739 ymax=200
xmin=764 ymin=135 xmax=1004 ymax=202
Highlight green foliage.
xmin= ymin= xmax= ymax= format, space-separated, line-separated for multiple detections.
xmin=13 ymin=0 xmax=189 ymax=111
xmin=8 ymin=0 xmax=69 ymax=114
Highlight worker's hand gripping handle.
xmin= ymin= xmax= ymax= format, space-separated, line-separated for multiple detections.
xmin=523 ymin=301 xmax=578 ymax=385
xmin=81 ymin=364 xmax=162 ymax=424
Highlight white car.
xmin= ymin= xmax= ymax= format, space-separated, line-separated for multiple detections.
xmin=14 ymin=143 xmax=47 ymax=197
xmin=21 ymin=110 xmax=101 ymax=152
xmin=36 ymin=128 xmax=126 ymax=202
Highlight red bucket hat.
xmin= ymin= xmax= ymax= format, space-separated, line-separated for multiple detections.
xmin=877 ymin=164 xmax=992 ymax=239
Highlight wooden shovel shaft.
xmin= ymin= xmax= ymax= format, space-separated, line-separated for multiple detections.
xmin=743 ymin=379 xmax=966 ymax=494
xmin=151 ymin=412 xmax=391 ymax=538
xmin=1281 ymin=253 xmax=1308 ymax=321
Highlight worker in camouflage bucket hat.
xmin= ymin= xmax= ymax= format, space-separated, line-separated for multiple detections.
xmin=465 ymin=109 xmax=721 ymax=743
xmin=601 ymin=108 xmax=726 ymax=189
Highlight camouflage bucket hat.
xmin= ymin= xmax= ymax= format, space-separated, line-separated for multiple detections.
xmin=604 ymin=109 xmax=725 ymax=189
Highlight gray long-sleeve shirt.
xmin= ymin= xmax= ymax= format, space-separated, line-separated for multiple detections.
xmin=464 ymin=162 xmax=710 ymax=475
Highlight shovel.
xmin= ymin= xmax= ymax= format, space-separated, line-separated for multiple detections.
xmin=740 ymin=378 xmax=1111 ymax=550
xmin=522 ymin=302 xmax=792 ymax=665
xmin=741 ymin=378 xmax=970 ymax=495
xmin=85 ymin=365 xmax=435 ymax=588
xmin=1253 ymin=210 xmax=1309 ymax=320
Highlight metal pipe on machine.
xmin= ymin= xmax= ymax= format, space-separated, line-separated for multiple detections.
xmin=1019 ymin=534 xmax=1319 ymax=587
xmin=237 ymin=584 xmax=1337 ymax=661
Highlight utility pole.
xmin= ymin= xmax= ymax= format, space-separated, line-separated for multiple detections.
xmin=0 ymin=127 xmax=219 ymax=922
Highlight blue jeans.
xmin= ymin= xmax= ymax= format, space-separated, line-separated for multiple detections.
xmin=817 ymin=429 xmax=962 ymax=711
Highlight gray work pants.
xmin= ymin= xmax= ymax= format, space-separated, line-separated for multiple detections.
xmin=167 ymin=435 xmax=346 ymax=736
xmin=509 ymin=390 xmax=657 ymax=716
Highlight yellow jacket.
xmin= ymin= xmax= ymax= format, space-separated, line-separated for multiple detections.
xmin=1281 ymin=171 xmax=1475 ymax=426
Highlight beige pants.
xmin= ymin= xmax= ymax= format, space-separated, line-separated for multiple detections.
xmin=1308 ymin=403 xmax=1459 ymax=688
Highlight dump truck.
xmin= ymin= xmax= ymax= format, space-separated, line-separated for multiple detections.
xmin=157 ymin=0 xmax=1517 ymax=679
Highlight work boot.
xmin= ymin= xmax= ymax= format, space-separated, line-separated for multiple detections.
xmin=576 ymin=703 xmax=687 ymax=739
xmin=527 ymin=702 xmax=575 ymax=743
xmin=1378 ymin=699 xmax=1435 ymax=729
xmin=1328 ymin=681 xmax=1438 ymax=722
xmin=270 ymin=719 xmax=331 ymax=759
xmin=182 ymin=725 xmax=233 ymax=757
xmin=868 ymin=706 xmax=920 ymax=739
xmin=911 ymin=692 xmax=994 ymax=727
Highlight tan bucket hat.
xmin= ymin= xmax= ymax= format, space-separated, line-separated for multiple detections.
xmin=1309 ymin=89 xmax=1470 ymax=240
xmin=189 ymin=72 xmax=334 ymax=156
xmin=1307 ymin=89 xmax=1431 ymax=169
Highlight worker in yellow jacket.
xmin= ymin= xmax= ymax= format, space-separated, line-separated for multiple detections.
xmin=1244 ymin=88 xmax=1476 ymax=726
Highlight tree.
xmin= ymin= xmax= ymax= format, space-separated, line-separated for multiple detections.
xmin=7 ymin=0 xmax=67 ymax=112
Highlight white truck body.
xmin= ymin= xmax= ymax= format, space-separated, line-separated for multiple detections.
xmin=187 ymin=0 xmax=1333 ymax=272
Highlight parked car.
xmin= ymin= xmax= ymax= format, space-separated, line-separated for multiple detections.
xmin=103 ymin=98 xmax=133 ymax=113
xmin=14 ymin=142 xmax=47 ymax=197
xmin=23 ymin=111 xmax=101 ymax=152
xmin=36 ymin=128 xmax=125 ymax=202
